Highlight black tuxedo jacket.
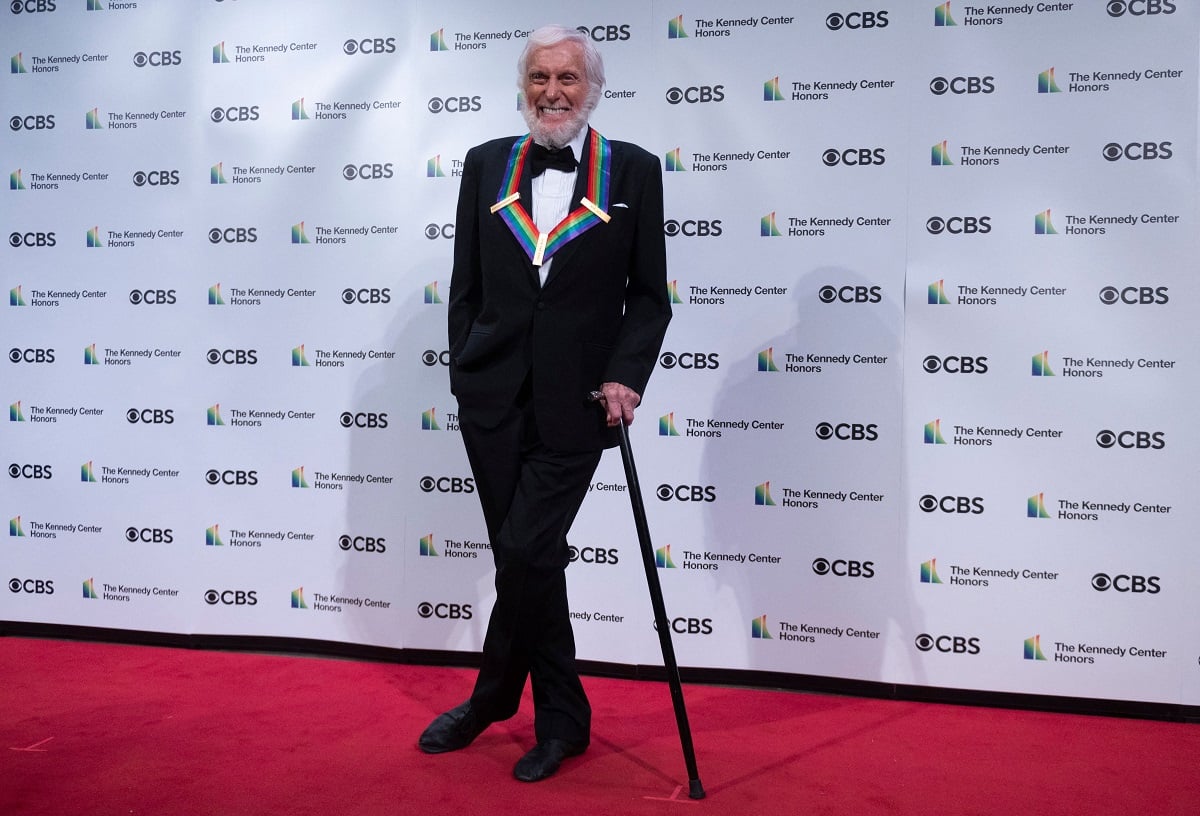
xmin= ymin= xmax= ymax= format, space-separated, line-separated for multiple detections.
xmin=448 ymin=132 xmax=672 ymax=452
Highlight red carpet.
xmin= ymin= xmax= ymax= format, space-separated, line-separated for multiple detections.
xmin=2 ymin=637 xmax=1197 ymax=815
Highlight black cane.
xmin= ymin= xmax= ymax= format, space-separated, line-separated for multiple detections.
xmin=591 ymin=392 xmax=705 ymax=800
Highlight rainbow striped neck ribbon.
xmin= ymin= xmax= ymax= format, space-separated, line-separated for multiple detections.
xmin=490 ymin=128 xmax=611 ymax=267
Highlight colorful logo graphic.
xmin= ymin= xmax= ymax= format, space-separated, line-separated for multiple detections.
xmin=10 ymin=286 xmax=26 ymax=307
xmin=658 ymin=412 xmax=680 ymax=437
xmin=210 ymin=162 xmax=227 ymax=184
xmin=81 ymin=461 xmax=97 ymax=482
xmin=87 ymin=0 xmax=103 ymax=10
xmin=1038 ymin=68 xmax=1061 ymax=94
xmin=10 ymin=169 xmax=25 ymax=190
xmin=213 ymin=42 xmax=230 ymax=64
xmin=430 ymin=29 xmax=449 ymax=52
xmin=760 ymin=212 xmax=781 ymax=237
xmin=87 ymin=227 xmax=103 ymax=248
xmin=207 ymin=404 xmax=224 ymax=426
xmin=920 ymin=558 xmax=943 ymax=584
xmin=291 ymin=466 xmax=309 ymax=488
xmin=751 ymin=615 xmax=772 ymax=639
xmin=924 ymin=419 xmax=946 ymax=445
xmin=934 ymin=2 xmax=957 ymax=26
xmin=655 ymin=545 xmax=677 ymax=568
xmin=292 ymin=344 xmax=310 ymax=366
xmin=1027 ymin=492 xmax=1050 ymax=519
xmin=83 ymin=578 xmax=98 ymax=599
xmin=420 ymin=534 xmax=438 ymax=557
xmin=928 ymin=279 xmax=949 ymax=305
xmin=667 ymin=280 xmax=683 ymax=305
xmin=755 ymin=481 xmax=775 ymax=506
xmin=763 ymin=76 xmax=784 ymax=102
xmin=10 ymin=516 xmax=25 ymax=537
xmin=83 ymin=344 xmax=99 ymax=365
xmin=10 ymin=401 xmax=25 ymax=421
xmin=757 ymin=347 xmax=778 ymax=372
xmin=206 ymin=525 xmax=224 ymax=546
xmin=291 ymin=587 xmax=308 ymax=609
xmin=11 ymin=53 xmax=27 ymax=74
xmin=1031 ymin=350 xmax=1054 ymax=377
xmin=86 ymin=107 xmax=103 ymax=129
xmin=424 ymin=282 xmax=443 ymax=304
xmin=421 ymin=408 xmax=441 ymax=431
xmin=208 ymin=284 xmax=225 ymax=305
xmin=1034 ymin=209 xmax=1057 ymax=235
xmin=1024 ymin=634 xmax=1047 ymax=661
xmin=665 ymin=148 xmax=685 ymax=172
xmin=668 ymin=15 xmax=689 ymax=39
xmin=931 ymin=140 xmax=954 ymax=166
xmin=426 ymin=155 xmax=445 ymax=177
xmin=291 ymin=98 xmax=309 ymax=120
xmin=291 ymin=221 xmax=310 ymax=244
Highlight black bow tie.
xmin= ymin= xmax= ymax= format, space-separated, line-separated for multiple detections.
xmin=530 ymin=144 xmax=577 ymax=177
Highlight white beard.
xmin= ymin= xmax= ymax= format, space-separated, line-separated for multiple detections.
xmin=521 ymin=103 xmax=588 ymax=149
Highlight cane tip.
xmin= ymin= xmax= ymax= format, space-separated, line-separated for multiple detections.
xmin=688 ymin=779 xmax=706 ymax=800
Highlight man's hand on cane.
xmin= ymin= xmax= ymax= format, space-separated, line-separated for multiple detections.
xmin=596 ymin=382 xmax=640 ymax=427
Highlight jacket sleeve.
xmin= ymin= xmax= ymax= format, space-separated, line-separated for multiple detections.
xmin=448 ymin=146 xmax=483 ymax=361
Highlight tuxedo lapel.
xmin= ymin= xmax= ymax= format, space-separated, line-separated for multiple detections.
xmin=540 ymin=134 xmax=595 ymax=290
xmin=516 ymin=142 xmax=540 ymax=287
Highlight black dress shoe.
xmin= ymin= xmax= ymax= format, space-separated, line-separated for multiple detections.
xmin=512 ymin=739 xmax=587 ymax=782
xmin=418 ymin=700 xmax=487 ymax=754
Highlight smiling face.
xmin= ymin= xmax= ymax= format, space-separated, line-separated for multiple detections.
xmin=521 ymin=41 xmax=591 ymax=148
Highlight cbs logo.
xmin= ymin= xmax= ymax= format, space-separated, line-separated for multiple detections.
xmin=419 ymin=476 xmax=476 ymax=493
xmin=915 ymin=633 xmax=981 ymax=654
xmin=205 ymin=589 xmax=258 ymax=605
xmin=1102 ymin=141 xmax=1172 ymax=161
xmin=338 ymin=535 xmax=386 ymax=553
xmin=206 ymin=348 xmax=257 ymax=365
xmin=342 ymin=163 xmax=393 ymax=180
xmin=576 ymin=24 xmax=631 ymax=41
xmin=656 ymin=484 xmax=717 ymax=502
xmin=1099 ymin=286 xmax=1168 ymax=305
xmin=926 ymin=216 xmax=991 ymax=235
xmin=417 ymin=601 xmax=473 ymax=619
xmin=569 ymin=546 xmax=619 ymax=565
xmin=821 ymin=147 xmax=886 ymax=166
xmin=126 ymin=527 xmax=174 ymax=543
xmin=427 ymin=96 xmax=482 ymax=114
xmin=1106 ymin=0 xmax=1175 ymax=16
xmin=9 ymin=231 xmax=56 ymax=247
xmin=208 ymin=227 xmax=257 ymax=244
xmin=654 ymin=617 xmax=713 ymax=635
xmin=922 ymin=355 xmax=988 ymax=374
xmin=929 ymin=76 xmax=994 ymax=95
xmin=133 ymin=170 xmax=180 ymax=186
xmin=664 ymin=219 xmax=722 ymax=237
xmin=819 ymin=284 xmax=881 ymax=304
xmin=422 ymin=349 xmax=451 ymax=367
xmin=340 ymin=411 xmax=389 ymax=429
xmin=343 ymin=37 xmax=396 ymax=55
xmin=9 ymin=348 xmax=56 ymax=363
xmin=1091 ymin=573 xmax=1160 ymax=593
xmin=815 ymin=422 xmax=878 ymax=442
xmin=9 ymin=114 xmax=56 ymax=131
xmin=209 ymin=106 xmax=260 ymax=123
xmin=205 ymin=469 xmax=259 ymax=486
xmin=10 ymin=0 xmax=57 ymax=13
xmin=665 ymin=85 xmax=725 ymax=104
xmin=425 ymin=223 xmax=454 ymax=240
xmin=1095 ymin=430 xmax=1164 ymax=450
xmin=9 ymin=463 xmax=52 ymax=479
xmin=659 ymin=351 xmax=719 ymax=370
xmin=133 ymin=50 xmax=182 ymax=68
xmin=129 ymin=289 xmax=177 ymax=305
xmin=811 ymin=558 xmax=875 ymax=578
xmin=341 ymin=287 xmax=391 ymax=304
xmin=126 ymin=408 xmax=175 ymax=424
xmin=8 ymin=578 xmax=54 ymax=594
xmin=919 ymin=494 xmax=985 ymax=514
xmin=826 ymin=10 xmax=889 ymax=29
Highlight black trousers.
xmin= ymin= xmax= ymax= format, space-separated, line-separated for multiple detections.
xmin=457 ymin=377 xmax=602 ymax=745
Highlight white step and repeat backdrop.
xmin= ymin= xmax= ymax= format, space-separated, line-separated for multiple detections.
xmin=3 ymin=1 xmax=1198 ymax=708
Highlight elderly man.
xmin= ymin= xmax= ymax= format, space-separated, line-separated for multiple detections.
xmin=418 ymin=24 xmax=671 ymax=782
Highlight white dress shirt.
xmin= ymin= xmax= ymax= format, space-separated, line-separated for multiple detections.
xmin=530 ymin=127 xmax=588 ymax=286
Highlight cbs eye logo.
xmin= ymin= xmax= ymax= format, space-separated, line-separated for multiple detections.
xmin=421 ymin=349 xmax=450 ymax=366
xmin=825 ymin=11 xmax=889 ymax=30
xmin=1106 ymin=0 xmax=1176 ymax=16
